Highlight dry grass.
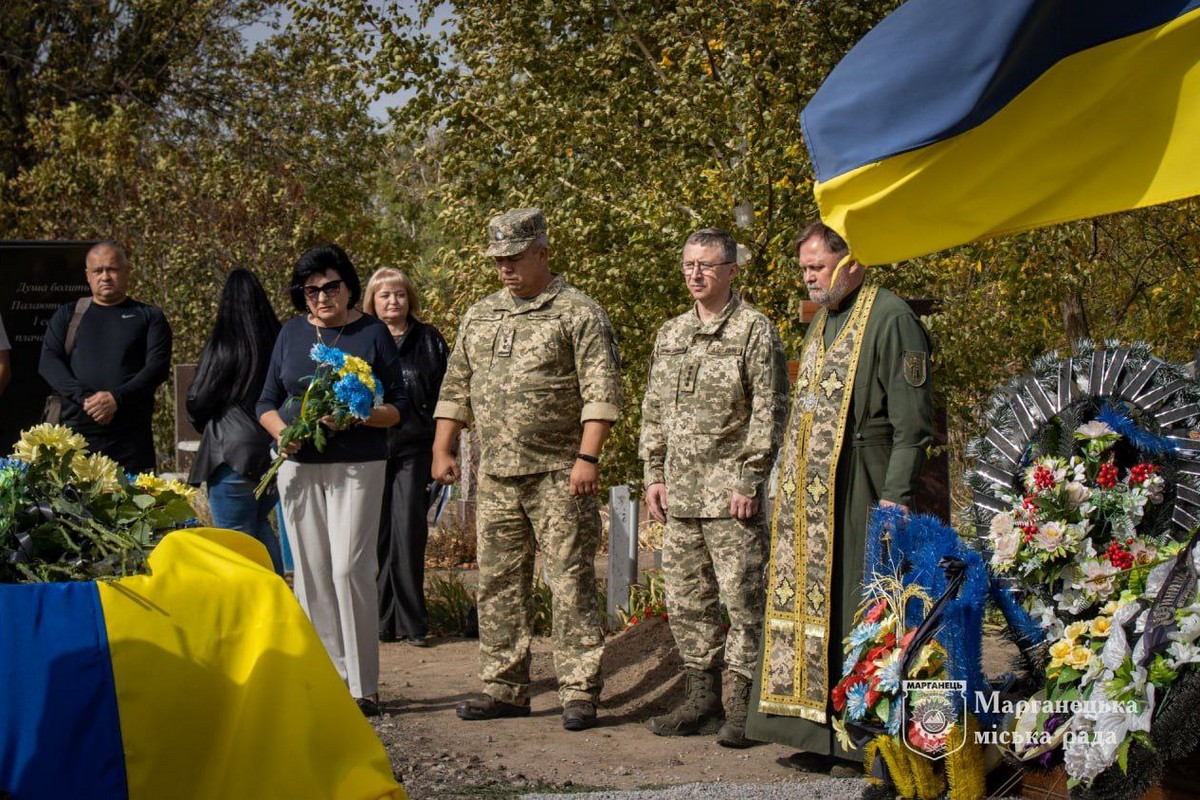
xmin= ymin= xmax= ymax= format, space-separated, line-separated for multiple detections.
xmin=427 ymin=504 xmax=478 ymax=568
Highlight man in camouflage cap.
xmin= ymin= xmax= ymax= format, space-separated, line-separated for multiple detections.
xmin=433 ymin=207 xmax=623 ymax=732
xmin=639 ymin=227 xmax=789 ymax=747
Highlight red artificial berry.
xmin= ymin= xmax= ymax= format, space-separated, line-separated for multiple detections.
xmin=1129 ymin=463 xmax=1158 ymax=485
xmin=1033 ymin=465 xmax=1056 ymax=490
xmin=1096 ymin=463 xmax=1119 ymax=489
xmin=1126 ymin=538 xmax=1134 ymax=545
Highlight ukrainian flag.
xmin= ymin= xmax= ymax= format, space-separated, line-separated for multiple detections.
xmin=0 ymin=528 xmax=404 ymax=800
xmin=803 ymin=0 xmax=1200 ymax=265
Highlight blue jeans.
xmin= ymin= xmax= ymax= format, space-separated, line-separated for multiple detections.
xmin=207 ymin=464 xmax=285 ymax=575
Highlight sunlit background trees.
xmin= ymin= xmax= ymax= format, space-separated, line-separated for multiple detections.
xmin=4 ymin=0 xmax=1197 ymax=516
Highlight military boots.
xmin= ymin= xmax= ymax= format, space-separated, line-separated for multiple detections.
xmin=647 ymin=668 xmax=724 ymax=736
xmin=716 ymin=672 xmax=754 ymax=748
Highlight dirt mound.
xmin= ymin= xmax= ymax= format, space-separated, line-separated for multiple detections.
xmin=597 ymin=617 xmax=685 ymax=720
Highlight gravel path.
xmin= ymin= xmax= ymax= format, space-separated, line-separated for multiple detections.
xmin=520 ymin=778 xmax=868 ymax=799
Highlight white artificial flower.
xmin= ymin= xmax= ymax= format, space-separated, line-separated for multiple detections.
xmin=989 ymin=512 xmax=1015 ymax=539
xmin=1075 ymin=420 xmax=1116 ymax=440
xmin=1060 ymin=676 xmax=1152 ymax=782
xmin=1068 ymin=457 xmax=1087 ymax=482
xmin=1081 ymin=558 xmax=1120 ymax=600
xmin=1089 ymin=677 xmax=1155 ymax=769
xmin=1166 ymin=640 xmax=1200 ymax=670
xmin=1101 ymin=603 xmax=1143 ymax=671
xmin=1144 ymin=561 xmax=1174 ymax=599
xmin=1101 ymin=624 xmax=1130 ymax=672
xmin=1128 ymin=539 xmax=1157 ymax=566
xmin=991 ymin=529 xmax=1020 ymax=565
xmin=1055 ymin=586 xmax=1092 ymax=617
xmin=1081 ymin=654 xmax=1107 ymax=687
xmin=1029 ymin=598 xmax=1063 ymax=639
xmin=1123 ymin=490 xmax=1149 ymax=526
xmin=1024 ymin=456 xmax=1068 ymax=492
xmin=1174 ymin=611 xmax=1200 ymax=644
xmin=1144 ymin=474 xmax=1166 ymax=503
xmin=1065 ymin=481 xmax=1091 ymax=509
xmin=1035 ymin=521 xmax=1067 ymax=553
xmin=1063 ymin=717 xmax=1111 ymax=782
xmin=1065 ymin=522 xmax=1090 ymax=548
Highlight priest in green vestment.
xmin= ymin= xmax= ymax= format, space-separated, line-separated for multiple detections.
xmin=746 ymin=221 xmax=933 ymax=774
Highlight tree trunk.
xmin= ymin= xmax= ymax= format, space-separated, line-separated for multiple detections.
xmin=1062 ymin=291 xmax=1090 ymax=353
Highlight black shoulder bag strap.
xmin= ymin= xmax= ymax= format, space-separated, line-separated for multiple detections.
xmin=43 ymin=297 xmax=93 ymax=423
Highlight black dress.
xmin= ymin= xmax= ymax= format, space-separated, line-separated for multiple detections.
xmin=378 ymin=317 xmax=449 ymax=641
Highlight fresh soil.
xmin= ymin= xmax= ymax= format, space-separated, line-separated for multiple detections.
xmin=370 ymin=616 xmax=1020 ymax=799
xmin=373 ymin=618 xmax=801 ymax=799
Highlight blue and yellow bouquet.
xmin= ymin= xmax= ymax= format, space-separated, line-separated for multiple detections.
xmin=254 ymin=344 xmax=382 ymax=498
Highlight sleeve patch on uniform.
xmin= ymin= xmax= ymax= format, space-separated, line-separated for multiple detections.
xmin=903 ymin=351 xmax=927 ymax=388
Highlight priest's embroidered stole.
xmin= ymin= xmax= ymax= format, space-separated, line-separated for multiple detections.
xmin=758 ymin=285 xmax=878 ymax=721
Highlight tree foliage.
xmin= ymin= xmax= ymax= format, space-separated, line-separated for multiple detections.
xmin=4 ymin=0 xmax=1198 ymax=510
xmin=365 ymin=0 xmax=1199 ymax=498
xmin=356 ymin=0 xmax=906 ymax=487
xmin=0 ymin=0 xmax=402 ymax=463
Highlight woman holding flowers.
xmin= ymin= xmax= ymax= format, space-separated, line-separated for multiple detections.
xmin=363 ymin=268 xmax=448 ymax=647
xmin=257 ymin=244 xmax=405 ymax=717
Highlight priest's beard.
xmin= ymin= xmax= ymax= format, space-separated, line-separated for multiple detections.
xmin=809 ymin=268 xmax=852 ymax=308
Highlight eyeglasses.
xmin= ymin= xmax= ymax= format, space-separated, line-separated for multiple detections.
xmin=303 ymin=279 xmax=345 ymax=300
xmin=680 ymin=260 xmax=735 ymax=277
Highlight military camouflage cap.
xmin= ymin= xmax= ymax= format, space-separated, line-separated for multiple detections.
xmin=485 ymin=208 xmax=547 ymax=257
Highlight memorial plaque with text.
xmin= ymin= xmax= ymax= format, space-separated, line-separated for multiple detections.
xmin=0 ymin=241 xmax=96 ymax=451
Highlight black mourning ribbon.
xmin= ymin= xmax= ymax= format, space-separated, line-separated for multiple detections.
xmin=845 ymin=556 xmax=968 ymax=748
xmin=897 ymin=556 xmax=968 ymax=737
xmin=6 ymin=489 xmax=95 ymax=567
xmin=1139 ymin=526 xmax=1200 ymax=667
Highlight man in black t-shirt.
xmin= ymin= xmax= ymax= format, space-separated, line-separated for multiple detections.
xmin=39 ymin=242 xmax=172 ymax=474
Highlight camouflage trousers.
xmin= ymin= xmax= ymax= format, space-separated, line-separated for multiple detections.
xmin=662 ymin=514 xmax=768 ymax=680
xmin=475 ymin=468 xmax=605 ymax=705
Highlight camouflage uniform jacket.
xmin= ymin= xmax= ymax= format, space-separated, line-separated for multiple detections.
xmin=639 ymin=293 xmax=789 ymax=518
xmin=434 ymin=275 xmax=623 ymax=477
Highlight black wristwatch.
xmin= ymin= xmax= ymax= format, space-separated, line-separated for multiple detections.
xmin=576 ymin=452 xmax=599 ymax=464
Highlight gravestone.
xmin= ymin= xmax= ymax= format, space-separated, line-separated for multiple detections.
xmin=0 ymin=241 xmax=95 ymax=451
xmin=606 ymin=485 xmax=639 ymax=627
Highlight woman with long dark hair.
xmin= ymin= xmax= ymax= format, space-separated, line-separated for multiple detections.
xmin=363 ymin=267 xmax=449 ymax=646
xmin=187 ymin=268 xmax=284 ymax=574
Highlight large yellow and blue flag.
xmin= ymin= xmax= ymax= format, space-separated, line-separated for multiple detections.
xmin=803 ymin=0 xmax=1200 ymax=265
xmin=1 ymin=528 xmax=404 ymax=800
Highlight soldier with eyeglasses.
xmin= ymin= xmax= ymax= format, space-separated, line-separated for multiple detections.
xmin=639 ymin=227 xmax=789 ymax=747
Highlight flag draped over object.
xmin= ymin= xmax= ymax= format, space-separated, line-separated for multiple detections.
xmin=1 ymin=528 xmax=404 ymax=800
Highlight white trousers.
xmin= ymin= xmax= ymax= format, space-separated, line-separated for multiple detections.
xmin=278 ymin=459 xmax=387 ymax=698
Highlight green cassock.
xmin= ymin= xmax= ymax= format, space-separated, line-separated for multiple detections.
xmin=746 ymin=283 xmax=933 ymax=757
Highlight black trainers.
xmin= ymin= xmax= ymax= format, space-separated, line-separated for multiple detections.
xmin=456 ymin=695 xmax=531 ymax=721
xmin=562 ymin=700 xmax=597 ymax=731
xmin=356 ymin=697 xmax=382 ymax=718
